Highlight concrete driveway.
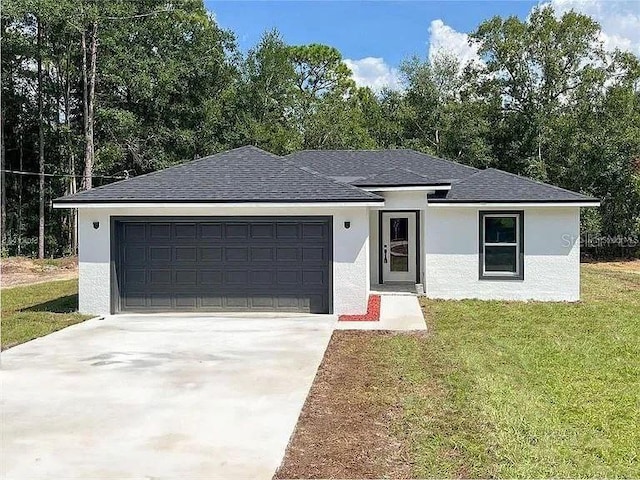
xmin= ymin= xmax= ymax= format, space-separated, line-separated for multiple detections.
xmin=1 ymin=314 xmax=336 ymax=479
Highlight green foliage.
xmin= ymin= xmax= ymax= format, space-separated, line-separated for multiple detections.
xmin=288 ymin=43 xmax=355 ymax=98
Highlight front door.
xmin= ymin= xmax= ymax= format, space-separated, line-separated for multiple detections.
xmin=381 ymin=212 xmax=416 ymax=283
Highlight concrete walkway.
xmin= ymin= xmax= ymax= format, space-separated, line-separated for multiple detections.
xmin=335 ymin=295 xmax=427 ymax=331
xmin=1 ymin=314 xmax=336 ymax=480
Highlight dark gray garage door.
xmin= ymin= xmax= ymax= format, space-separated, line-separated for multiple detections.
xmin=113 ymin=217 xmax=332 ymax=313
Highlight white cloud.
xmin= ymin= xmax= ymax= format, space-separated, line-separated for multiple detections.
xmin=427 ymin=1 xmax=640 ymax=67
xmin=427 ymin=19 xmax=482 ymax=67
xmin=343 ymin=57 xmax=403 ymax=92
xmin=548 ymin=0 xmax=640 ymax=56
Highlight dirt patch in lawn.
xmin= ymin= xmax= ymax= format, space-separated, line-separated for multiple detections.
xmin=274 ymin=331 xmax=415 ymax=479
xmin=0 ymin=257 xmax=78 ymax=288
xmin=584 ymin=259 xmax=640 ymax=274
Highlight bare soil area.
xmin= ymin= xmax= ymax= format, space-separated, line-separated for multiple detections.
xmin=0 ymin=257 xmax=78 ymax=288
xmin=274 ymin=331 xmax=414 ymax=479
xmin=586 ymin=259 xmax=640 ymax=274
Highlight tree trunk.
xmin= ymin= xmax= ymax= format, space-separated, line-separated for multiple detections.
xmin=18 ymin=130 xmax=23 ymax=256
xmin=64 ymin=46 xmax=77 ymax=254
xmin=1 ymin=110 xmax=6 ymax=253
xmin=37 ymin=17 xmax=45 ymax=259
xmin=82 ymin=22 xmax=98 ymax=190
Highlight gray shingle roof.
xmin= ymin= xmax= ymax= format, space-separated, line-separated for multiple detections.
xmin=430 ymin=168 xmax=598 ymax=203
xmin=351 ymin=167 xmax=450 ymax=187
xmin=54 ymin=146 xmax=598 ymax=205
xmin=286 ymin=149 xmax=479 ymax=184
xmin=54 ymin=146 xmax=383 ymax=204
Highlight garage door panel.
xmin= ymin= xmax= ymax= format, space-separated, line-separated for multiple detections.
xmin=302 ymin=223 xmax=326 ymax=239
xmin=149 ymin=223 xmax=171 ymax=240
xmin=115 ymin=217 xmax=331 ymax=313
xmin=225 ymin=296 xmax=249 ymax=308
xmin=149 ymin=294 xmax=172 ymax=308
xmin=250 ymin=247 xmax=273 ymax=262
xmin=174 ymin=295 xmax=197 ymax=308
xmin=251 ymin=296 xmax=275 ymax=308
xmin=174 ymin=246 xmax=197 ymax=262
xmin=149 ymin=246 xmax=171 ymax=262
xmin=250 ymin=270 xmax=274 ymax=285
xmin=199 ymin=270 xmax=223 ymax=285
xmin=308 ymin=294 xmax=325 ymax=312
xmin=175 ymin=270 xmax=197 ymax=285
xmin=123 ymin=223 xmax=146 ymax=242
xmin=199 ymin=247 xmax=222 ymax=262
xmin=277 ymin=270 xmax=300 ymax=285
xmin=276 ymin=223 xmax=300 ymax=239
xmin=200 ymin=223 xmax=222 ymax=239
xmin=250 ymin=223 xmax=275 ymax=239
xmin=225 ymin=247 xmax=249 ymax=262
xmin=175 ymin=223 xmax=197 ymax=239
xmin=201 ymin=295 xmax=223 ymax=308
xmin=123 ymin=246 xmax=146 ymax=265
xmin=225 ymin=270 xmax=249 ymax=284
xmin=226 ymin=224 xmax=248 ymax=239
xmin=123 ymin=269 xmax=146 ymax=286
xmin=276 ymin=296 xmax=304 ymax=309
xmin=276 ymin=247 xmax=299 ymax=261
xmin=302 ymin=246 xmax=325 ymax=262
xmin=302 ymin=270 xmax=324 ymax=286
xmin=149 ymin=269 xmax=171 ymax=285
xmin=123 ymin=294 xmax=146 ymax=308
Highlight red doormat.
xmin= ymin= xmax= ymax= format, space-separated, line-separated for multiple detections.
xmin=338 ymin=295 xmax=381 ymax=321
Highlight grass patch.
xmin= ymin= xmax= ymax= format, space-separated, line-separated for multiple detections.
xmin=1 ymin=279 xmax=91 ymax=349
xmin=373 ymin=263 xmax=639 ymax=478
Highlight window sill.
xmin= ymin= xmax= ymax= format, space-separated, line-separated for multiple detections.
xmin=479 ymin=274 xmax=524 ymax=281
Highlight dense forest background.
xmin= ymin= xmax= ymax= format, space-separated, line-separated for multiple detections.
xmin=1 ymin=0 xmax=639 ymax=258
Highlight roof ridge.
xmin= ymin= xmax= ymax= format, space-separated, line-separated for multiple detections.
xmin=280 ymin=156 xmax=383 ymax=200
xmin=398 ymin=166 xmax=435 ymax=180
xmin=485 ymin=168 xmax=593 ymax=198
xmin=404 ymin=150 xmax=480 ymax=173
xmin=449 ymin=169 xmax=485 ymax=185
xmin=288 ymin=148 xmax=403 ymax=153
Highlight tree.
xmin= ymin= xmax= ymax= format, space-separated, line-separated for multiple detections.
xmin=235 ymin=30 xmax=300 ymax=154
xmin=289 ymin=44 xmax=354 ymax=99
xmin=470 ymin=5 xmax=605 ymax=178
xmin=286 ymin=43 xmax=373 ymax=149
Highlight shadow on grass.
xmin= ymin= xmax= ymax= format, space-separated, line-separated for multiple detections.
xmin=22 ymin=294 xmax=79 ymax=314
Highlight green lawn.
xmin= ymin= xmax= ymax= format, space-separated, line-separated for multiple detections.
xmin=373 ymin=264 xmax=640 ymax=478
xmin=1 ymin=279 xmax=91 ymax=349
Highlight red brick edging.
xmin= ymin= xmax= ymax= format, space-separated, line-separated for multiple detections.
xmin=338 ymin=295 xmax=381 ymax=321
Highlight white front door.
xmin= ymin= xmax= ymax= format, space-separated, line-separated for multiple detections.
xmin=381 ymin=212 xmax=416 ymax=283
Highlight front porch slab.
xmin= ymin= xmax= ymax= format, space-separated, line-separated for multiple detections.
xmin=335 ymin=295 xmax=427 ymax=331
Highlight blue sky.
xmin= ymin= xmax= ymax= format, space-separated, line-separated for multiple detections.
xmin=207 ymin=1 xmax=536 ymax=66
xmin=205 ymin=1 xmax=640 ymax=90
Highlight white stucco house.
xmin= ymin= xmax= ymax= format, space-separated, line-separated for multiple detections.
xmin=54 ymin=146 xmax=600 ymax=316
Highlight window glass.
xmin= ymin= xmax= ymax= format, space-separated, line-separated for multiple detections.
xmin=484 ymin=246 xmax=517 ymax=273
xmin=390 ymin=217 xmax=409 ymax=272
xmin=485 ymin=217 xmax=516 ymax=243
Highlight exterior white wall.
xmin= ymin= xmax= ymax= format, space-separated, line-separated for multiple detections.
xmin=77 ymin=206 xmax=370 ymax=316
xmin=425 ymin=206 xmax=581 ymax=301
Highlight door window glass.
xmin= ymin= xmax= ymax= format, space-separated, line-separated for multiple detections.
xmin=390 ymin=217 xmax=409 ymax=272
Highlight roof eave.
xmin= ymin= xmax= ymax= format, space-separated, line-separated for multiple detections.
xmin=357 ymin=184 xmax=451 ymax=192
xmin=428 ymin=199 xmax=601 ymax=207
xmin=53 ymin=199 xmax=385 ymax=209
